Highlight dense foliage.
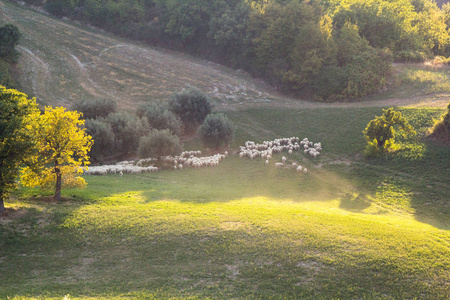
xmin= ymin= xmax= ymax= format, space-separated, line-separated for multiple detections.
xmin=138 ymin=129 xmax=182 ymax=158
xmin=21 ymin=0 xmax=450 ymax=100
xmin=363 ymin=108 xmax=416 ymax=156
xmin=72 ymin=98 xmax=117 ymax=120
xmin=0 ymin=24 xmax=21 ymax=88
xmin=198 ymin=113 xmax=233 ymax=149
xmin=430 ymin=102 xmax=450 ymax=142
xmin=0 ymin=86 xmax=39 ymax=212
xmin=20 ymin=106 xmax=93 ymax=201
xmin=84 ymin=118 xmax=116 ymax=162
xmin=136 ymin=101 xmax=182 ymax=136
xmin=169 ymin=87 xmax=212 ymax=133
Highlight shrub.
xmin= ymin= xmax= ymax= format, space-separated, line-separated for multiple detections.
xmin=363 ymin=108 xmax=416 ymax=157
xmin=0 ymin=59 xmax=16 ymax=88
xmin=198 ymin=113 xmax=233 ymax=149
xmin=138 ymin=129 xmax=182 ymax=158
xmin=169 ymin=87 xmax=212 ymax=134
xmin=394 ymin=51 xmax=428 ymax=63
xmin=104 ymin=112 xmax=150 ymax=155
xmin=44 ymin=0 xmax=76 ymax=17
xmin=429 ymin=102 xmax=450 ymax=142
xmin=72 ymin=98 xmax=117 ymax=120
xmin=136 ymin=101 xmax=182 ymax=136
xmin=0 ymin=24 xmax=21 ymax=63
xmin=84 ymin=119 xmax=115 ymax=162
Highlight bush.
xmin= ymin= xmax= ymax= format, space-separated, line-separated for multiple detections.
xmin=84 ymin=119 xmax=115 ymax=162
xmin=198 ymin=113 xmax=233 ymax=149
xmin=169 ymin=87 xmax=212 ymax=133
xmin=394 ymin=51 xmax=428 ymax=63
xmin=104 ymin=112 xmax=150 ymax=154
xmin=0 ymin=59 xmax=16 ymax=88
xmin=429 ymin=102 xmax=450 ymax=142
xmin=363 ymin=108 xmax=416 ymax=157
xmin=138 ymin=129 xmax=182 ymax=158
xmin=0 ymin=24 xmax=21 ymax=63
xmin=136 ymin=102 xmax=182 ymax=136
xmin=72 ymin=98 xmax=117 ymax=120
xmin=44 ymin=0 xmax=76 ymax=17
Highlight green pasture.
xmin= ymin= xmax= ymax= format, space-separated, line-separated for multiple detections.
xmin=2 ymin=106 xmax=449 ymax=299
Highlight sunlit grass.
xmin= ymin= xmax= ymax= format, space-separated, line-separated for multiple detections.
xmin=1 ymin=77 xmax=449 ymax=298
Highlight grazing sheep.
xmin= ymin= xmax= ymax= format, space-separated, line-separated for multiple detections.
xmin=265 ymin=160 xmax=269 ymax=166
xmin=296 ymin=166 xmax=303 ymax=172
xmin=119 ymin=171 xmax=123 ymax=177
xmin=282 ymin=156 xmax=286 ymax=163
xmin=292 ymin=162 xmax=298 ymax=168
xmin=275 ymin=162 xmax=284 ymax=168
xmin=303 ymin=168 xmax=307 ymax=174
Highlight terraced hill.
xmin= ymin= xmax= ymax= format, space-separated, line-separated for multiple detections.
xmin=1 ymin=0 xmax=449 ymax=112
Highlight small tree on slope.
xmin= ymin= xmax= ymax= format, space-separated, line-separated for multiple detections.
xmin=363 ymin=108 xmax=416 ymax=157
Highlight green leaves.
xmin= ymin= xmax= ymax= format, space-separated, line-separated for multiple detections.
xmin=363 ymin=108 xmax=416 ymax=156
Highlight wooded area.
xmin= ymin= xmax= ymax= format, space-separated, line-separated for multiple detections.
xmin=13 ymin=0 xmax=450 ymax=99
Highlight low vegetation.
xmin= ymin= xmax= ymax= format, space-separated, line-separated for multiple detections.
xmin=429 ymin=102 xmax=450 ymax=142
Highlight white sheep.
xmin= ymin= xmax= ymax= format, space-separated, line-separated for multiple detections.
xmin=303 ymin=168 xmax=307 ymax=174
xmin=265 ymin=160 xmax=269 ymax=166
xmin=282 ymin=156 xmax=286 ymax=163
xmin=296 ymin=166 xmax=303 ymax=172
xmin=275 ymin=162 xmax=284 ymax=168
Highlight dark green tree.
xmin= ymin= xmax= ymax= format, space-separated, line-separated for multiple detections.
xmin=198 ymin=113 xmax=233 ymax=149
xmin=0 ymin=86 xmax=39 ymax=213
xmin=169 ymin=87 xmax=212 ymax=134
xmin=0 ymin=24 xmax=21 ymax=63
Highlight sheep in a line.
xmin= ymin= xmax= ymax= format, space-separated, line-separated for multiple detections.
xmin=84 ymin=164 xmax=159 ymax=176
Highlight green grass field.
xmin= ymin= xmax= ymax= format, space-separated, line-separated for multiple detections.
xmin=2 ymin=106 xmax=449 ymax=299
xmin=1 ymin=0 xmax=450 ymax=299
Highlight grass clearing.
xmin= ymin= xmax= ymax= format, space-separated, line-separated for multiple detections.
xmin=2 ymin=106 xmax=449 ymax=299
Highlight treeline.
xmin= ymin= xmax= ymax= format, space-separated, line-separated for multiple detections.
xmin=20 ymin=0 xmax=450 ymax=100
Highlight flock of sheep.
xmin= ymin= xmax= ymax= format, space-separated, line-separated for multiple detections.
xmin=84 ymin=150 xmax=229 ymax=176
xmin=238 ymin=137 xmax=322 ymax=174
xmin=84 ymin=137 xmax=322 ymax=176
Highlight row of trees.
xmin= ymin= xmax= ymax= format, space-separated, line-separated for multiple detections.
xmin=22 ymin=0 xmax=450 ymax=99
xmin=77 ymin=87 xmax=233 ymax=162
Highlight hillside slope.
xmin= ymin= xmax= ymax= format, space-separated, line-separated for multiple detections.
xmin=0 ymin=0 xmax=449 ymax=111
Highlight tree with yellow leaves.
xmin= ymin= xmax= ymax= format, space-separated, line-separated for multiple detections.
xmin=20 ymin=106 xmax=93 ymax=201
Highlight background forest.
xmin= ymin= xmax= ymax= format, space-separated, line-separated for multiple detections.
xmin=11 ymin=0 xmax=450 ymax=100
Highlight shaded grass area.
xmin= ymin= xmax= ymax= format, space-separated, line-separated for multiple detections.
xmin=371 ymin=63 xmax=450 ymax=100
xmin=1 ymin=106 xmax=449 ymax=299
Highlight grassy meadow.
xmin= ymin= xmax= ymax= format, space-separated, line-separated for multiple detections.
xmin=2 ymin=106 xmax=449 ymax=299
xmin=1 ymin=0 xmax=450 ymax=299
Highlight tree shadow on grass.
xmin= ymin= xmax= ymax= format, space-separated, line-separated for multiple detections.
xmin=339 ymin=193 xmax=372 ymax=212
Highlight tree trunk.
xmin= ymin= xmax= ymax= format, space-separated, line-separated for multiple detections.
xmin=0 ymin=198 xmax=5 ymax=214
xmin=55 ymin=168 xmax=62 ymax=202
